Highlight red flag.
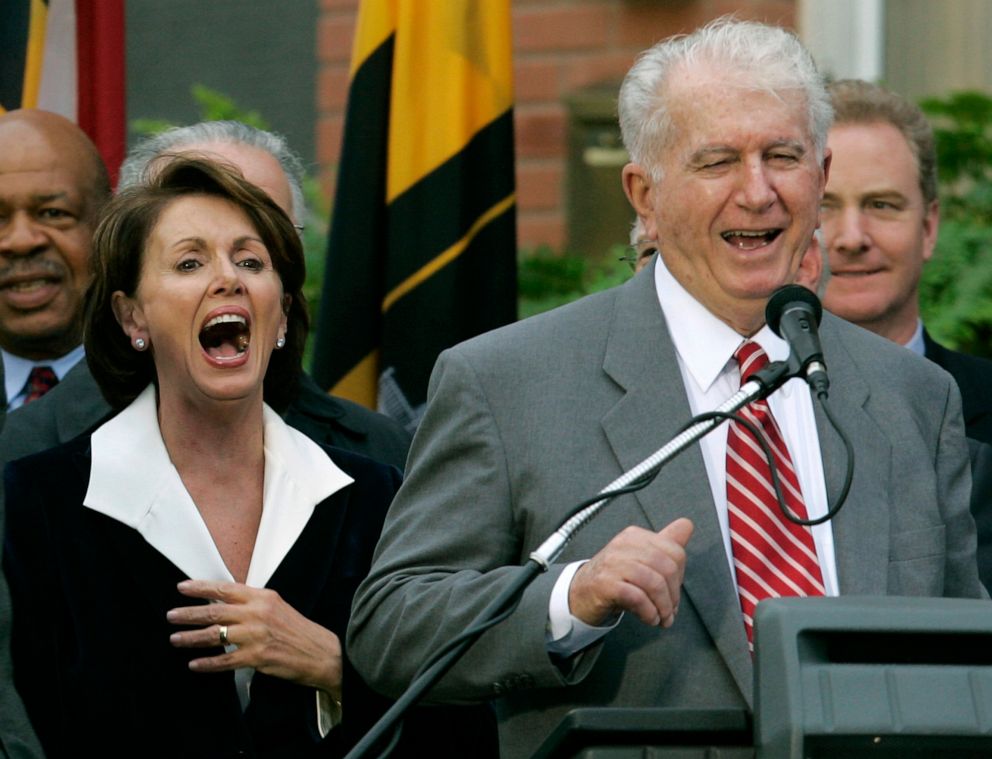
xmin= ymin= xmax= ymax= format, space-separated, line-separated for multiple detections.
xmin=1 ymin=0 xmax=125 ymax=183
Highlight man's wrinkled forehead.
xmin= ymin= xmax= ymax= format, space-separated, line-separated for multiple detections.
xmin=158 ymin=141 xmax=295 ymax=221
xmin=0 ymin=119 xmax=105 ymax=213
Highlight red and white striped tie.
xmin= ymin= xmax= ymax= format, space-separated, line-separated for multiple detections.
xmin=726 ymin=341 xmax=824 ymax=651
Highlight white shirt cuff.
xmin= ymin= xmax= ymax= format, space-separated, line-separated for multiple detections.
xmin=316 ymin=690 xmax=342 ymax=737
xmin=546 ymin=560 xmax=622 ymax=657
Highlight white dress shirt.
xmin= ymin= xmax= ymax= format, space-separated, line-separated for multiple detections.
xmin=2 ymin=344 xmax=85 ymax=410
xmin=549 ymin=259 xmax=839 ymax=652
xmin=83 ymin=385 xmax=353 ymax=718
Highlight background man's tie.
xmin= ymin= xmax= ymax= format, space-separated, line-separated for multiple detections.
xmin=726 ymin=341 xmax=824 ymax=651
xmin=23 ymin=365 xmax=58 ymax=404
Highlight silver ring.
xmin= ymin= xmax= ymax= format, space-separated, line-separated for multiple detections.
xmin=218 ymin=624 xmax=229 ymax=646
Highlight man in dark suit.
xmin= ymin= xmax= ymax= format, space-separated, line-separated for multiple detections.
xmin=0 ymin=110 xmax=111 ymax=412
xmin=347 ymin=19 xmax=985 ymax=758
xmin=0 ymin=121 xmax=411 ymax=758
xmin=820 ymin=79 xmax=992 ymax=588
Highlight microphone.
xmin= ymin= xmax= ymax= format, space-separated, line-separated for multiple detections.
xmin=766 ymin=284 xmax=829 ymax=396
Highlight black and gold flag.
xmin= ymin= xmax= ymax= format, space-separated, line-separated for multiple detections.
xmin=311 ymin=0 xmax=517 ymax=431
xmin=0 ymin=0 xmax=47 ymax=113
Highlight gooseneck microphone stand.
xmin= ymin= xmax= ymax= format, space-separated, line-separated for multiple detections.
xmin=344 ymin=360 xmax=792 ymax=759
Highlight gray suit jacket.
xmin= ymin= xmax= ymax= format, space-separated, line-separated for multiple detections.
xmin=0 ymin=360 xmax=411 ymax=759
xmin=348 ymin=264 xmax=984 ymax=758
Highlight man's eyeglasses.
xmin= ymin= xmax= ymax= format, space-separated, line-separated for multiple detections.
xmin=619 ymin=241 xmax=658 ymax=272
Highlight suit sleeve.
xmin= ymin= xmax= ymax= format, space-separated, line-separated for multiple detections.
xmin=0 ymin=554 xmax=45 ymax=759
xmin=347 ymin=348 xmax=598 ymax=702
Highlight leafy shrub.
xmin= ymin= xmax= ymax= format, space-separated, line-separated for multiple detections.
xmin=919 ymin=91 xmax=992 ymax=356
xmin=518 ymin=245 xmax=633 ymax=319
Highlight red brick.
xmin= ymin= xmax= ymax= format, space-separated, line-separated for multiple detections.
xmin=709 ymin=0 xmax=796 ymax=28
xmin=317 ymin=66 xmax=351 ymax=113
xmin=514 ymin=106 xmax=567 ymax=159
xmin=562 ymin=53 xmax=634 ymax=92
xmin=316 ymin=115 xmax=345 ymax=165
xmin=318 ymin=16 xmax=356 ymax=63
xmin=320 ymin=0 xmax=359 ymax=10
xmin=517 ymin=212 xmax=566 ymax=251
xmin=516 ymin=162 xmax=562 ymax=212
xmin=616 ymin=4 xmax=714 ymax=47
xmin=514 ymin=58 xmax=561 ymax=103
xmin=515 ymin=4 xmax=613 ymax=53
xmin=320 ymin=169 xmax=338 ymax=206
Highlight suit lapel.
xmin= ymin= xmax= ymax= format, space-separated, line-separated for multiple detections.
xmin=599 ymin=267 xmax=753 ymax=702
xmin=56 ymin=363 xmax=113 ymax=444
xmin=264 ymin=486 xmax=351 ymax=624
xmin=816 ymin=317 xmax=891 ymax=595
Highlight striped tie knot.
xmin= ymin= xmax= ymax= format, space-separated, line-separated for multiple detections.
xmin=734 ymin=341 xmax=768 ymax=383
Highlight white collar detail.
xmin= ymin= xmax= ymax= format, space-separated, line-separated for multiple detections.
xmin=84 ymin=385 xmax=354 ymax=588
xmin=652 ymin=255 xmax=794 ymax=395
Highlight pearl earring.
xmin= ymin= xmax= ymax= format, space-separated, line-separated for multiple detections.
xmin=276 ymin=336 xmax=286 ymax=349
xmin=134 ymin=338 xmax=147 ymax=351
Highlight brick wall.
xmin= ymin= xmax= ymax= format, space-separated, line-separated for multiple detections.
xmin=316 ymin=0 xmax=796 ymax=252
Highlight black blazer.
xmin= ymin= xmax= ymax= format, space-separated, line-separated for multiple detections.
xmin=924 ymin=329 xmax=992 ymax=446
xmin=3 ymin=436 xmax=494 ymax=758
xmin=923 ymin=330 xmax=992 ymax=592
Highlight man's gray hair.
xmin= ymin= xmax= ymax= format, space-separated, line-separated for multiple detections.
xmin=618 ymin=17 xmax=833 ymax=180
xmin=118 ymin=121 xmax=306 ymax=223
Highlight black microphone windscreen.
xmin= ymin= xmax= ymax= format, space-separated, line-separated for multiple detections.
xmin=766 ymin=285 xmax=823 ymax=337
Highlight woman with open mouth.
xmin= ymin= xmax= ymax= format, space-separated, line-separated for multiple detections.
xmin=2 ymin=157 xmax=403 ymax=757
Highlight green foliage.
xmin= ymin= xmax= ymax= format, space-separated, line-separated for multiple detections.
xmin=131 ymin=85 xmax=270 ymax=137
xmin=518 ymin=245 xmax=633 ymax=319
xmin=130 ymin=85 xmax=330 ymax=361
xmin=919 ymin=91 xmax=992 ymax=355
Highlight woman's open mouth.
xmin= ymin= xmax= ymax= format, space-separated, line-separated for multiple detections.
xmin=199 ymin=313 xmax=250 ymax=361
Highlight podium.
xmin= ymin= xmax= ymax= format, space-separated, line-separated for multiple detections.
xmin=531 ymin=707 xmax=753 ymax=758
xmin=754 ymin=596 xmax=992 ymax=758
xmin=535 ymin=597 xmax=992 ymax=758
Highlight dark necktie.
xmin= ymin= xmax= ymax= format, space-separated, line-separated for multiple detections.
xmin=23 ymin=366 xmax=58 ymax=405
xmin=725 ymin=341 xmax=824 ymax=651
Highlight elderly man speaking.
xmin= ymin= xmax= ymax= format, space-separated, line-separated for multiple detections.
xmin=348 ymin=17 xmax=984 ymax=759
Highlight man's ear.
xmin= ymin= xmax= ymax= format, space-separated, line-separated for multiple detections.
xmin=111 ymin=291 xmax=147 ymax=342
xmin=921 ymin=199 xmax=940 ymax=263
xmin=622 ymin=162 xmax=657 ymax=239
xmin=821 ymin=146 xmax=832 ymax=190
xmin=795 ymin=235 xmax=824 ymax=294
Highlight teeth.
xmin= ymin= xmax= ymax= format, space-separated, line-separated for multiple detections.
xmin=204 ymin=314 xmax=247 ymax=329
xmin=236 ymin=334 xmax=249 ymax=352
xmin=7 ymin=280 xmax=49 ymax=292
xmin=723 ymin=230 xmax=770 ymax=238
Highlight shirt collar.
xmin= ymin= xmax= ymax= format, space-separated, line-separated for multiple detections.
xmin=652 ymin=255 xmax=790 ymax=393
xmin=83 ymin=384 xmax=354 ymax=587
xmin=904 ymin=319 xmax=926 ymax=357
xmin=3 ymin=344 xmax=85 ymax=408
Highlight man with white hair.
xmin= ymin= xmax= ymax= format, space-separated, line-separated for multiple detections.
xmin=348 ymin=18 xmax=983 ymax=758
